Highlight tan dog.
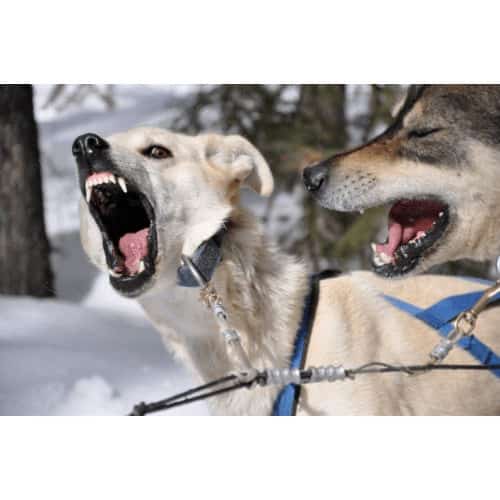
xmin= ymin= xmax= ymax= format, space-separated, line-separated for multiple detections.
xmin=73 ymin=127 xmax=500 ymax=415
xmin=303 ymin=85 xmax=500 ymax=278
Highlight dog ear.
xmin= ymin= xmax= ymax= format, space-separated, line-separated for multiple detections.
xmin=206 ymin=135 xmax=274 ymax=196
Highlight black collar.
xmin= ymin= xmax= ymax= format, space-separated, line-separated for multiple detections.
xmin=176 ymin=227 xmax=227 ymax=287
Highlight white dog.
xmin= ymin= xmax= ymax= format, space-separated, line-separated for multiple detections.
xmin=73 ymin=127 xmax=500 ymax=415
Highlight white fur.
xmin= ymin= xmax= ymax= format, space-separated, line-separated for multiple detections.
xmin=79 ymin=127 xmax=500 ymax=415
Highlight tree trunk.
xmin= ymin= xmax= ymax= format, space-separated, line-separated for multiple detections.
xmin=0 ymin=85 xmax=54 ymax=297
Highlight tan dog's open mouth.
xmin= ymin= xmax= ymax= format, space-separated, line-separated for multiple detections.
xmin=371 ymin=198 xmax=450 ymax=277
xmin=84 ymin=171 xmax=158 ymax=296
xmin=72 ymin=133 xmax=158 ymax=297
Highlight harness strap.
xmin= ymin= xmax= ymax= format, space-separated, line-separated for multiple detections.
xmin=275 ymin=275 xmax=500 ymax=416
xmin=383 ymin=289 xmax=500 ymax=377
xmin=272 ymin=270 xmax=340 ymax=416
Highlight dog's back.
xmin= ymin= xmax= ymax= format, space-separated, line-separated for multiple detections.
xmin=299 ymin=272 xmax=500 ymax=415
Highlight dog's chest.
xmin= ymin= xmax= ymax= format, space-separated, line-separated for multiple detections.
xmin=140 ymin=287 xmax=216 ymax=338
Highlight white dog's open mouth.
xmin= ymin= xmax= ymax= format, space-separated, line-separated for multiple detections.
xmin=84 ymin=172 xmax=158 ymax=296
xmin=371 ymin=198 xmax=450 ymax=277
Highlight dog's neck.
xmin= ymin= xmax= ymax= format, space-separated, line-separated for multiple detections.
xmin=138 ymin=209 xmax=309 ymax=415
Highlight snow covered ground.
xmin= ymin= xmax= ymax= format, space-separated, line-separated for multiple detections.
xmin=0 ymin=294 xmax=207 ymax=416
xmin=2 ymin=84 xmax=369 ymax=415
xmin=0 ymin=86 xmax=209 ymax=415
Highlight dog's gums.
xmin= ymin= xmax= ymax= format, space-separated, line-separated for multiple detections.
xmin=370 ymin=199 xmax=450 ymax=277
xmin=84 ymin=171 xmax=158 ymax=296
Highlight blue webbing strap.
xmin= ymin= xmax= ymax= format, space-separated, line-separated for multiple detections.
xmin=272 ymin=277 xmax=318 ymax=416
xmin=272 ymin=271 xmax=340 ymax=416
xmin=383 ymin=288 xmax=500 ymax=377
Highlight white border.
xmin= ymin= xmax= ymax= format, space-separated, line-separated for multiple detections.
xmin=2 ymin=3 xmax=499 ymax=497
xmin=1 ymin=417 xmax=498 ymax=499
xmin=3 ymin=1 xmax=500 ymax=83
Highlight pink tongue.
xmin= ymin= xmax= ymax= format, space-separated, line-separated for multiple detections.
xmin=376 ymin=216 xmax=436 ymax=257
xmin=376 ymin=220 xmax=403 ymax=257
xmin=118 ymin=228 xmax=149 ymax=274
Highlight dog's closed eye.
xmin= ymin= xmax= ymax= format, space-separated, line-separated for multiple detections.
xmin=142 ymin=145 xmax=173 ymax=160
xmin=407 ymin=127 xmax=442 ymax=140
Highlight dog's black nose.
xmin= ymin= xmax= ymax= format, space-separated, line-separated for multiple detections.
xmin=303 ymin=163 xmax=329 ymax=192
xmin=72 ymin=133 xmax=109 ymax=158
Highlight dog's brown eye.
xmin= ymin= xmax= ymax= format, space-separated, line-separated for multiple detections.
xmin=143 ymin=145 xmax=173 ymax=159
xmin=408 ymin=128 xmax=442 ymax=139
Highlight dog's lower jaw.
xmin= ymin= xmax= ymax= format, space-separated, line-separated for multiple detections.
xmin=139 ymin=210 xmax=310 ymax=416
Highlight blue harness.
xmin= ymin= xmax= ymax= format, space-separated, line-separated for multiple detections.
xmin=272 ymin=275 xmax=500 ymax=416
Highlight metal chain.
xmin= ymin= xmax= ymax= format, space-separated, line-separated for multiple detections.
xmin=429 ymin=279 xmax=500 ymax=363
xmin=129 ymin=362 xmax=500 ymax=415
xmin=180 ymin=255 xmax=257 ymax=381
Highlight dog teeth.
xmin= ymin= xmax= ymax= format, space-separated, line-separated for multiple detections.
xmin=358 ymin=209 xmax=365 ymax=215
xmin=372 ymin=252 xmax=392 ymax=266
xmin=118 ymin=177 xmax=127 ymax=193
xmin=371 ymin=242 xmax=393 ymax=266
xmin=138 ymin=260 xmax=145 ymax=273
xmin=379 ymin=252 xmax=393 ymax=264
xmin=85 ymin=172 xmax=122 ymax=202
xmin=438 ymin=211 xmax=444 ymax=217
xmin=409 ymin=231 xmax=427 ymax=244
xmin=109 ymin=269 xmax=122 ymax=278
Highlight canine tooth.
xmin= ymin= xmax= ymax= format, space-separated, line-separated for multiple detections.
xmin=373 ymin=254 xmax=384 ymax=267
xmin=438 ymin=211 xmax=444 ymax=217
xmin=379 ymin=252 xmax=393 ymax=264
xmin=118 ymin=177 xmax=127 ymax=193
xmin=86 ymin=185 xmax=92 ymax=202
xmin=359 ymin=209 xmax=365 ymax=215
xmin=371 ymin=243 xmax=377 ymax=254
xmin=109 ymin=269 xmax=121 ymax=278
xmin=138 ymin=260 xmax=145 ymax=273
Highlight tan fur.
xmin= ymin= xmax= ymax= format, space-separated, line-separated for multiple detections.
xmin=79 ymin=127 xmax=500 ymax=415
xmin=321 ymin=139 xmax=500 ymax=267
xmin=304 ymin=85 xmax=500 ymax=275
xmin=301 ymin=273 xmax=500 ymax=415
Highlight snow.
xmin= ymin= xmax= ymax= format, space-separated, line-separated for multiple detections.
xmin=0 ymin=294 xmax=207 ymax=416
xmin=0 ymin=86 xmax=208 ymax=416
xmin=1 ymin=84 xmax=318 ymax=415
